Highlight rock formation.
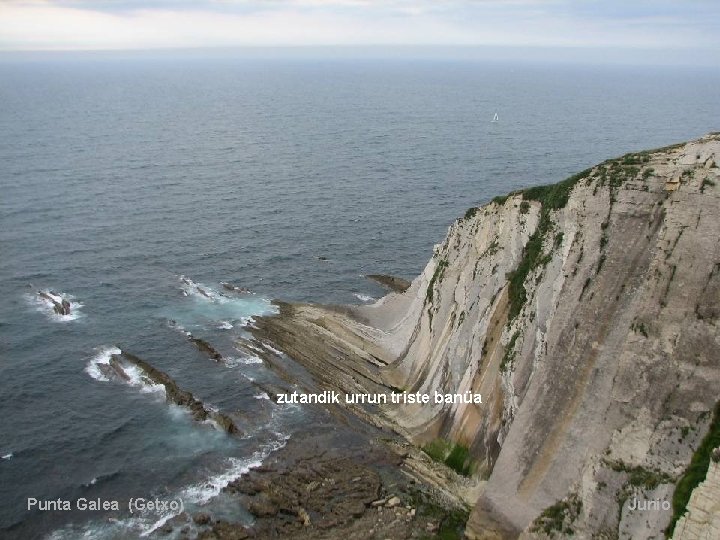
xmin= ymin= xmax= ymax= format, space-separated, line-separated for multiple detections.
xmin=252 ymin=134 xmax=720 ymax=538
xmin=38 ymin=291 xmax=71 ymax=315
xmin=110 ymin=351 xmax=240 ymax=435
xmin=367 ymin=274 xmax=412 ymax=293
xmin=188 ymin=335 xmax=224 ymax=362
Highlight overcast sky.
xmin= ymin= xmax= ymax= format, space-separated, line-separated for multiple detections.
xmin=0 ymin=0 xmax=718 ymax=63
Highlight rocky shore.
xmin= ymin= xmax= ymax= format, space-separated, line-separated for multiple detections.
xmin=189 ymin=425 xmax=470 ymax=540
xmin=246 ymin=134 xmax=720 ymax=539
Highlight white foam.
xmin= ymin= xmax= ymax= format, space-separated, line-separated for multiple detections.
xmin=254 ymin=393 xmax=270 ymax=400
xmin=180 ymin=436 xmax=289 ymax=505
xmin=226 ymin=355 xmax=263 ymax=367
xmin=47 ymin=435 xmax=290 ymax=539
xmin=123 ymin=364 xmax=166 ymax=396
xmin=242 ymin=343 xmax=264 ymax=353
xmin=139 ymin=509 xmax=181 ymax=537
xmin=353 ymin=293 xmax=376 ymax=303
xmin=85 ymin=347 xmax=165 ymax=397
xmin=217 ymin=321 xmax=233 ymax=330
xmin=85 ymin=346 xmax=122 ymax=382
xmin=27 ymin=290 xmax=83 ymax=322
xmin=262 ymin=343 xmax=284 ymax=356
xmin=179 ymin=275 xmax=226 ymax=303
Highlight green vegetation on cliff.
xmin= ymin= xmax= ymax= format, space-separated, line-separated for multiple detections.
xmin=423 ymin=438 xmax=473 ymax=477
xmin=530 ymin=494 xmax=582 ymax=536
xmin=505 ymin=167 xmax=593 ymax=320
xmin=667 ymin=401 xmax=720 ymax=536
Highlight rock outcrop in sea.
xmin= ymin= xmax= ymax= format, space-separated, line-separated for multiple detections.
xmin=38 ymin=290 xmax=72 ymax=315
xmin=109 ymin=350 xmax=241 ymax=435
xmin=252 ymin=134 xmax=720 ymax=539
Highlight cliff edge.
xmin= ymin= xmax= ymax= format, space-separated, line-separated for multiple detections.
xmin=252 ymin=133 xmax=720 ymax=539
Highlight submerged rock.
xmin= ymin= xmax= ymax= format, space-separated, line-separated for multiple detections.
xmin=366 ymin=274 xmax=411 ymax=293
xmin=188 ymin=336 xmax=223 ymax=362
xmin=221 ymin=282 xmax=251 ymax=294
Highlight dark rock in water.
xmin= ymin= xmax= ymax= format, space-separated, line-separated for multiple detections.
xmin=38 ymin=291 xmax=72 ymax=315
xmin=189 ymin=336 xmax=223 ymax=362
xmin=97 ymin=363 xmax=117 ymax=381
xmin=211 ymin=413 xmax=239 ymax=435
xmin=221 ymin=282 xmax=251 ymax=294
xmin=111 ymin=351 xmax=240 ymax=435
xmin=366 ymin=274 xmax=411 ymax=293
xmin=181 ymin=277 xmax=213 ymax=298
xmin=104 ymin=357 xmax=130 ymax=382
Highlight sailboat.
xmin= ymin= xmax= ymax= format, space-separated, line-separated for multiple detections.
xmin=491 ymin=111 xmax=499 ymax=123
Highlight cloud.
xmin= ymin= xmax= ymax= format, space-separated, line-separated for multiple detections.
xmin=0 ymin=0 xmax=717 ymax=52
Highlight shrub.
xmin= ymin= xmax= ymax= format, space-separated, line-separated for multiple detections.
xmin=700 ymin=178 xmax=716 ymax=193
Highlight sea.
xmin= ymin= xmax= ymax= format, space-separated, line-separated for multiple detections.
xmin=1 ymin=55 xmax=718 ymax=539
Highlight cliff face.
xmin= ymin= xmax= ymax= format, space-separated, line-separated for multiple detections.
xmin=252 ymin=134 xmax=720 ymax=538
xmin=672 ymin=449 xmax=720 ymax=540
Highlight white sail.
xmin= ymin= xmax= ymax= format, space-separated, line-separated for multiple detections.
xmin=492 ymin=112 xmax=499 ymax=122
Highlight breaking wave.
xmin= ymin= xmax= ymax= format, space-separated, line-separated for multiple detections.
xmin=167 ymin=276 xmax=277 ymax=331
xmin=84 ymin=346 xmax=122 ymax=382
xmin=27 ymin=290 xmax=83 ymax=322
xmin=84 ymin=347 xmax=165 ymax=396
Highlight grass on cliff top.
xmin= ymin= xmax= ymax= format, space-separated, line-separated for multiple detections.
xmin=423 ymin=438 xmax=473 ymax=477
xmin=666 ymin=401 xmax=720 ymax=537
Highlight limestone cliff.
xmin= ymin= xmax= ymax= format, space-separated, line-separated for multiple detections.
xmin=252 ymin=134 xmax=720 ymax=538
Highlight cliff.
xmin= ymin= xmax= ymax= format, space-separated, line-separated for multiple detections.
xmin=251 ymin=133 xmax=720 ymax=538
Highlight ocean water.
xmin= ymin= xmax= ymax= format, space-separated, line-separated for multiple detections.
xmin=0 ymin=57 xmax=718 ymax=538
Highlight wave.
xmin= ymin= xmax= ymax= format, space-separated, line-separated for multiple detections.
xmin=84 ymin=346 xmax=122 ymax=382
xmin=171 ymin=276 xmax=277 ymax=330
xmin=48 ymin=434 xmax=290 ymax=540
xmin=225 ymin=355 xmax=263 ymax=367
xmin=85 ymin=347 xmax=165 ymax=396
xmin=180 ymin=435 xmax=289 ymax=505
xmin=26 ymin=290 xmax=82 ymax=322
xmin=180 ymin=275 xmax=227 ymax=302
xmin=261 ymin=343 xmax=284 ymax=356
xmin=81 ymin=471 xmax=119 ymax=488
xmin=353 ymin=292 xmax=376 ymax=303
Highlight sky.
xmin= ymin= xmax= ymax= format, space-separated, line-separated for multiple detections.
xmin=0 ymin=0 xmax=718 ymax=64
